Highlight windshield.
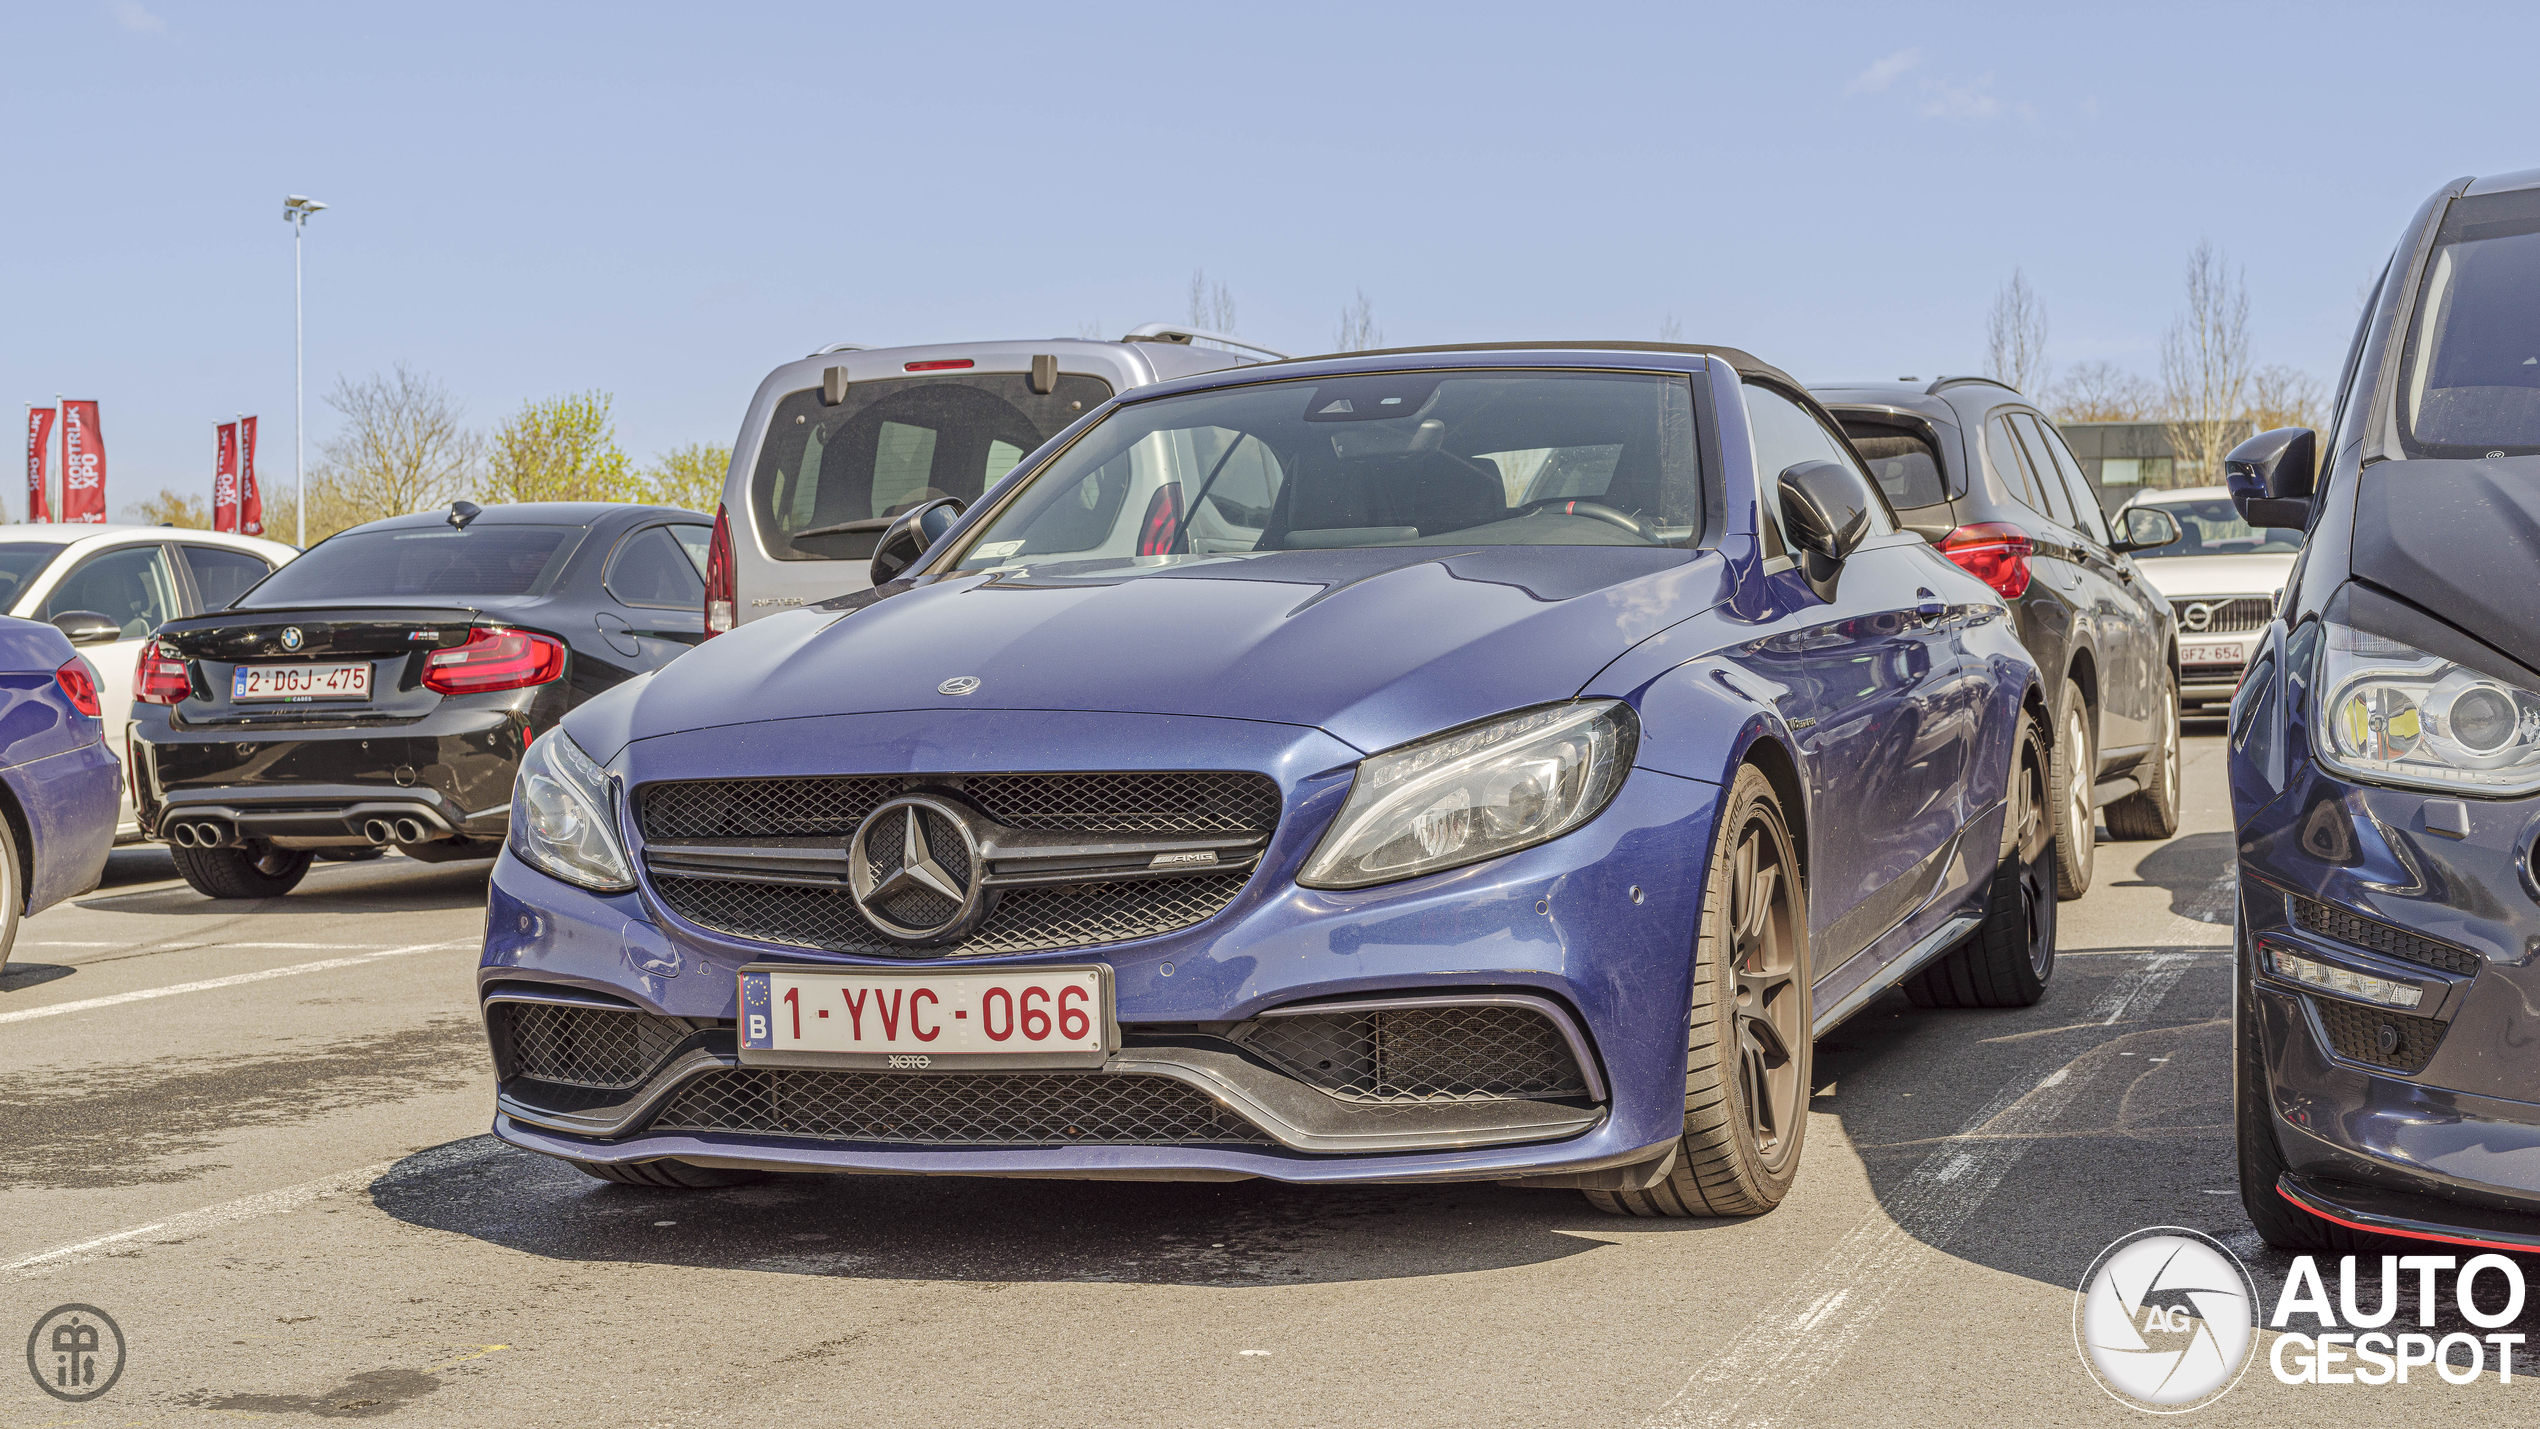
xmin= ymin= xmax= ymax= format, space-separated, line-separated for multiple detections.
xmin=2127 ymin=499 xmax=2302 ymax=557
xmin=239 ymin=524 xmax=584 ymax=607
xmin=952 ymin=371 xmax=1702 ymax=568
xmin=2401 ymin=188 xmax=2540 ymax=457
xmin=0 ymin=543 xmax=63 ymax=610
xmin=751 ymin=373 xmax=1112 ymax=563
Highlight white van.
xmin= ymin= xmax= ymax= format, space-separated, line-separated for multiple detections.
xmin=706 ymin=325 xmax=1285 ymax=631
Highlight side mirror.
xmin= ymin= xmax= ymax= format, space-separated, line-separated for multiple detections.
xmin=1777 ymin=460 xmax=1875 ymax=600
xmin=2224 ymin=427 xmax=2316 ymax=530
xmin=867 ymin=497 xmax=968 ymax=587
xmin=49 ymin=611 xmax=122 ymax=646
xmin=2110 ymin=507 xmax=2182 ymax=554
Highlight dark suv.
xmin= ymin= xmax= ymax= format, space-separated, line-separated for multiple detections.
xmin=2230 ymin=167 xmax=2540 ymax=1252
xmin=1811 ymin=378 xmax=2181 ymax=895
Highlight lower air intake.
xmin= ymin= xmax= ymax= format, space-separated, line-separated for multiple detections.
xmin=491 ymin=1001 xmax=690 ymax=1089
xmin=1235 ymin=1003 xmax=1591 ymax=1102
xmin=2311 ymin=996 xmax=2446 ymax=1075
xmin=647 ymin=1068 xmax=1275 ymax=1146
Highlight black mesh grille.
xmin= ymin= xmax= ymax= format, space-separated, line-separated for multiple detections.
xmin=492 ymin=1002 xmax=690 ymax=1089
xmin=648 ymin=1067 xmax=1274 ymax=1145
xmin=651 ymin=871 xmax=1252 ymax=959
xmin=639 ymin=771 xmax=1281 ymax=841
xmin=2290 ymin=894 xmax=2482 ymax=976
xmin=1237 ymin=1005 xmax=1590 ymax=1102
xmin=2311 ymin=996 xmax=2447 ymax=1074
xmin=2175 ymin=597 xmax=2274 ymax=637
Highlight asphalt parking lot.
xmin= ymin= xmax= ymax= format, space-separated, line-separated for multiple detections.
xmin=3 ymin=728 xmax=2532 ymax=1426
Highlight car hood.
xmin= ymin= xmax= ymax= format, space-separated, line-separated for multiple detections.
xmin=2131 ymin=553 xmax=2295 ymax=600
xmin=2353 ymin=456 xmax=2540 ymax=676
xmin=580 ymin=546 xmax=1729 ymax=760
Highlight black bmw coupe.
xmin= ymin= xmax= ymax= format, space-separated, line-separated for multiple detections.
xmin=129 ymin=501 xmax=711 ymax=898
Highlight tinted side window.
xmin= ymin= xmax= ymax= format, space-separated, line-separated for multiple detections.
xmin=1984 ymin=416 xmax=2044 ymax=512
xmin=605 ymin=526 xmax=710 ymax=607
xmin=1747 ymin=385 xmax=1895 ymax=539
xmin=46 ymin=544 xmax=177 ymax=638
xmin=1839 ymin=421 xmax=1947 ymax=509
xmin=2008 ymin=414 xmax=2076 ymax=527
xmin=180 ymin=545 xmax=274 ymax=610
xmin=2024 ymin=418 xmax=2115 ymax=543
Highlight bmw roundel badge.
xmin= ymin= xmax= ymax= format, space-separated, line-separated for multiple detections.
xmin=279 ymin=627 xmax=303 ymax=652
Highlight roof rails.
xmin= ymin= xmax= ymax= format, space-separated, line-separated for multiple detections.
xmin=1927 ymin=375 xmax=2018 ymax=397
xmin=1120 ymin=322 xmax=1292 ymax=361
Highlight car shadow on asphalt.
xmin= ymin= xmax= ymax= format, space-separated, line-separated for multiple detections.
xmin=74 ymin=851 xmax=493 ymax=918
xmin=2106 ymin=829 xmax=2240 ymax=921
xmin=368 ymin=1134 xmax=1742 ymax=1287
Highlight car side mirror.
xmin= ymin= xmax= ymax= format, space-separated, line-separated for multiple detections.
xmin=1777 ymin=460 xmax=1875 ymax=600
xmin=867 ymin=497 xmax=967 ymax=587
xmin=49 ymin=611 xmax=121 ymax=646
xmin=2110 ymin=507 xmax=2182 ymax=554
xmin=2224 ymin=427 xmax=2316 ymax=530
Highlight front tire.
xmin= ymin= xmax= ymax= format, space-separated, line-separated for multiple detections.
xmin=1906 ymin=707 xmax=2056 ymax=1008
xmin=169 ymin=841 xmax=313 ymax=899
xmin=1586 ymin=764 xmax=1809 ymax=1219
xmin=2051 ymin=680 xmax=2096 ymax=900
xmin=2104 ymin=672 xmax=2183 ymax=840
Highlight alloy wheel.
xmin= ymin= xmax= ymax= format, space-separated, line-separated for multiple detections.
xmin=2064 ymin=706 xmax=2092 ymax=857
xmin=2162 ymin=688 xmax=2182 ymax=797
xmin=2016 ymin=727 xmax=2055 ymax=979
xmin=1729 ymin=814 xmax=1803 ymax=1175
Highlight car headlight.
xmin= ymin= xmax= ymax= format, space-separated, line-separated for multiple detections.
xmin=2313 ymin=620 xmax=2540 ymax=795
xmin=510 ymin=729 xmax=635 ymax=891
xmin=1298 ymin=701 xmax=1637 ymax=890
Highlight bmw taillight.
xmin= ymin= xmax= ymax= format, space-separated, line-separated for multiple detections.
xmin=1136 ymin=482 xmax=1184 ymax=557
xmin=1940 ymin=522 xmax=2036 ymax=600
xmin=55 ymin=658 xmax=101 ymax=716
xmin=705 ymin=503 xmax=737 ymax=636
xmin=424 ymin=627 xmax=567 ymax=695
xmin=134 ymin=643 xmax=190 ymax=705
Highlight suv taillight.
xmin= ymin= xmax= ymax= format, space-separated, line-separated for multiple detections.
xmin=423 ymin=627 xmax=566 ymax=695
xmin=705 ymin=503 xmax=737 ymax=636
xmin=135 ymin=643 xmax=190 ymax=705
xmin=1940 ymin=522 xmax=2036 ymax=600
xmin=55 ymin=658 xmax=101 ymax=716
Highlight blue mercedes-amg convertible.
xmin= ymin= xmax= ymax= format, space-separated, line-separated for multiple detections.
xmin=477 ymin=343 xmax=2053 ymax=1216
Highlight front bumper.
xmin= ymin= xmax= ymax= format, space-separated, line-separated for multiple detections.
xmin=478 ymin=708 xmax=1721 ymax=1183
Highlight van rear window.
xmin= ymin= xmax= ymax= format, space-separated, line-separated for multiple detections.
xmin=750 ymin=373 xmax=1112 ymax=561
xmin=1842 ymin=425 xmax=1949 ymax=509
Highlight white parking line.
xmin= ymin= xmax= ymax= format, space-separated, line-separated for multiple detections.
xmin=1640 ymin=950 xmax=2200 ymax=1428
xmin=4 ymin=1140 xmax=509 ymax=1279
xmin=0 ymin=940 xmax=471 ymax=1025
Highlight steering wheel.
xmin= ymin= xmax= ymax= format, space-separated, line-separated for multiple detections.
xmin=1515 ymin=498 xmax=1665 ymax=543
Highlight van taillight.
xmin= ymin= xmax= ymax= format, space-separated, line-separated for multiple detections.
xmin=423 ymin=627 xmax=566 ymax=695
xmin=1136 ymin=483 xmax=1185 ymax=557
xmin=1939 ymin=522 xmax=2037 ymax=600
xmin=705 ymin=503 xmax=737 ymax=636
xmin=134 ymin=643 xmax=190 ymax=705
xmin=56 ymin=659 xmax=101 ymax=716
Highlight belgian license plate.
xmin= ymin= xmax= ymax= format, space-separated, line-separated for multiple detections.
xmin=2181 ymin=639 xmax=2246 ymax=666
xmin=737 ymin=964 xmax=1113 ymax=1069
xmin=232 ymin=661 xmax=372 ymax=701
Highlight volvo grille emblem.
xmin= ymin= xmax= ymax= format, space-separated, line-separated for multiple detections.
xmin=938 ymin=675 xmax=981 ymax=696
xmin=2181 ymin=603 xmax=2212 ymax=632
xmin=279 ymin=626 xmax=304 ymax=651
xmin=847 ymin=795 xmax=989 ymax=944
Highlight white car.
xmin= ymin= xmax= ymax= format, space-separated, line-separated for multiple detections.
xmin=0 ymin=526 xmax=300 ymax=835
xmin=2115 ymin=485 xmax=2300 ymax=712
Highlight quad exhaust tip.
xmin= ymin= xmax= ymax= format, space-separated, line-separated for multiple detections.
xmin=362 ymin=818 xmax=394 ymax=845
xmin=169 ymin=820 xmax=230 ymax=849
xmin=392 ymin=817 xmax=428 ymax=844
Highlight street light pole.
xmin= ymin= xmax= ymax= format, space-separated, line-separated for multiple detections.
xmin=282 ymin=195 xmax=328 ymax=549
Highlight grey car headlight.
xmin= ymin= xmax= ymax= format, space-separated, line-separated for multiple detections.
xmin=2315 ymin=620 xmax=2540 ymax=795
xmin=511 ymin=729 xmax=636 ymax=892
xmin=1299 ymin=701 xmax=1637 ymax=890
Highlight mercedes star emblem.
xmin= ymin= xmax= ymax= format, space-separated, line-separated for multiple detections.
xmin=846 ymin=795 xmax=989 ymax=944
xmin=938 ymin=675 xmax=981 ymax=696
xmin=279 ymin=626 xmax=303 ymax=652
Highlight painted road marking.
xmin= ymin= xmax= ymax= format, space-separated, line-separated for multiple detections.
xmin=0 ymin=940 xmax=471 ymax=1025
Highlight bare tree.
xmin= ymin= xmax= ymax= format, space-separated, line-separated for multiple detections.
xmin=2247 ymin=363 xmax=2327 ymax=435
xmin=313 ymin=365 xmax=479 ymax=520
xmin=1985 ymin=267 xmax=2051 ymax=395
xmin=1657 ymin=312 xmax=1683 ymax=342
xmin=2159 ymin=241 xmax=2253 ymax=486
xmin=1186 ymin=269 xmax=1237 ymax=335
xmin=2045 ymin=361 xmax=2161 ymax=423
xmin=1334 ymin=289 xmax=1383 ymax=352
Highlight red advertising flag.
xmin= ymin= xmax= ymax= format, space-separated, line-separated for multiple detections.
xmin=24 ymin=407 xmax=52 ymax=523
xmin=59 ymin=400 xmax=106 ymax=524
xmin=213 ymin=422 xmax=240 ymax=532
xmin=237 ymin=415 xmax=264 ymax=536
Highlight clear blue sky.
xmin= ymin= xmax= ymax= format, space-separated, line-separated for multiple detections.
xmin=7 ymin=0 xmax=2536 ymax=520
